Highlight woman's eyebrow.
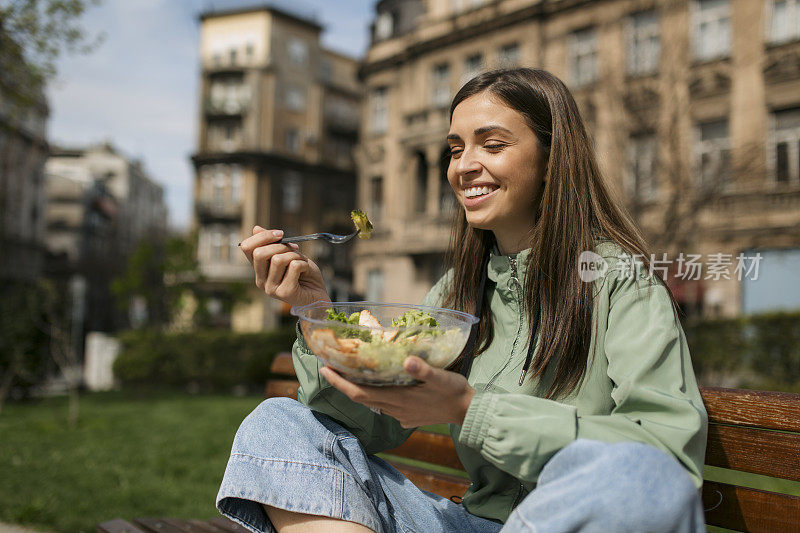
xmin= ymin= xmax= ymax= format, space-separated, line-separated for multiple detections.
xmin=474 ymin=125 xmax=513 ymax=136
xmin=447 ymin=125 xmax=512 ymax=141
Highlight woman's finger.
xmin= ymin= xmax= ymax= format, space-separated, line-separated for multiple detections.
xmin=252 ymin=244 xmax=298 ymax=290
xmin=264 ymin=251 xmax=305 ymax=296
xmin=320 ymin=367 xmax=384 ymax=406
xmin=240 ymin=228 xmax=283 ymax=265
xmin=274 ymin=259 xmax=309 ymax=301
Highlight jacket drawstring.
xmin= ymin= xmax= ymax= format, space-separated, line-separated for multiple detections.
xmin=519 ymin=302 xmax=540 ymax=385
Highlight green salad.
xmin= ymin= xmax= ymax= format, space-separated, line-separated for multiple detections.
xmin=310 ymin=307 xmax=465 ymax=373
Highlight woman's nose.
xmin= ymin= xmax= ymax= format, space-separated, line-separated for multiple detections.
xmin=455 ymin=148 xmax=482 ymax=176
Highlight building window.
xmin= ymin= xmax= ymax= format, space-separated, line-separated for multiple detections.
xmin=205 ymin=225 xmax=238 ymax=263
xmin=282 ymin=172 xmax=302 ymax=213
xmin=431 ymin=63 xmax=451 ymax=108
xmin=696 ymin=119 xmax=731 ymax=189
xmin=245 ymin=42 xmax=255 ymax=62
xmin=285 ymin=85 xmax=306 ymax=112
xmin=626 ymin=133 xmax=659 ymax=201
xmin=771 ymin=108 xmax=800 ymax=185
xmin=626 ymin=11 xmax=660 ymax=75
xmin=208 ymin=120 xmax=242 ymax=152
xmin=462 ymin=53 xmax=483 ymax=85
xmin=452 ymin=0 xmax=485 ymax=13
xmin=769 ymin=0 xmax=800 ymax=44
xmin=320 ymin=57 xmax=333 ymax=81
xmin=415 ymin=151 xmax=428 ymax=213
xmin=692 ymin=0 xmax=731 ymax=61
xmin=497 ymin=43 xmax=520 ymax=67
xmin=230 ymin=165 xmax=243 ymax=203
xmin=286 ymin=128 xmax=301 ymax=153
xmin=366 ymin=269 xmax=384 ymax=302
xmin=370 ymin=87 xmax=388 ymax=134
xmin=208 ymin=77 xmax=246 ymax=114
xmin=439 ymin=146 xmax=456 ymax=213
xmin=370 ymin=176 xmax=384 ymax=222
xmin=212 ymin=166 xmax=226 ymax=209
xmin=374 ymin=11 xmax=395 ymax=40
xmin=229 ymin=47 xmax=238 ymax=65
xmin=287 ymin=38 xmax=308 ymax=66
xmin=569 ymin=28 xmax=598 ymax=88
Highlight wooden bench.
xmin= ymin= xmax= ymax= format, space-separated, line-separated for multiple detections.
xmin=99 ymin=353 xmax=800 ymax=533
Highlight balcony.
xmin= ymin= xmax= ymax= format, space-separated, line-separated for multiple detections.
xmin=205 ymin=97 xmax=250 ymax=117
xmin=196 ymin=199 xmax=243 ymax=221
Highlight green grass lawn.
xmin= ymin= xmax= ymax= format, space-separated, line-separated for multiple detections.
xmin=0 ymin=391 xmax=263 ymax=533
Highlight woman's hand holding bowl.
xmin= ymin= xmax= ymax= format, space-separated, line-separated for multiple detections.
xmin=319 ymin=356 xmax=476 ymax=428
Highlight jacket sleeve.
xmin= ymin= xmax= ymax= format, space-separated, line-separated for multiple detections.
xmin=291 ymin=272 xmax=453 ymax=454
xmin=457 ymin=273 xmax=708 ymax=488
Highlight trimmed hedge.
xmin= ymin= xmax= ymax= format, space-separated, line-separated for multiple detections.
xmin=683 ymin=311 xmax=800 ymax=391
xmin=112 ymin=311 xmax=800 ymax=393
xmin=113 ymin=327 xmax=296 ymax=392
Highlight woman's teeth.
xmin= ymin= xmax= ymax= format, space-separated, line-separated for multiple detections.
xmin=464 ymin=186 xmax=495 ymax=198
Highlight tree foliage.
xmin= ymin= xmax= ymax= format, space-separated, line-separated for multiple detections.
xmin=111 ymin=233 xmax=250 ymax=331
xmin=0 ymin=0 xmax=103 ymax=114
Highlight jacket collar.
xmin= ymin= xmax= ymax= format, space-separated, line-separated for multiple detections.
xmin=487 ymin=246 xmax=532 ymax=285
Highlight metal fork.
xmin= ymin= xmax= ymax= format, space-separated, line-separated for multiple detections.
xmin=280 ymin=230 xmax=360 ymax=245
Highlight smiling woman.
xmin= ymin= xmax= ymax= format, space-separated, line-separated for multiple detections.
xmin=446 ymin=96 xmax=548 ymax=255
xmin=216 ymin=68 xmax=708 ymax=533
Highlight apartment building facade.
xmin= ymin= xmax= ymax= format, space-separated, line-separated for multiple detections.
xmin=193 ymin=6 xmax=362 ymax=330
xmin=44 ymin=142 xmax=168 ymax=331
xmin=0 ymin=75 xmax=48 ymax=284
xmin=355 ymin=0 xmax=800 ymax=317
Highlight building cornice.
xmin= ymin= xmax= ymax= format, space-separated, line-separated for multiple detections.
xmin=198 ymin=4 xmax=323 ymax=32
xmin=358 ymin=0 xmax=594 ymax=79
xmin=190 ymin=150 xmax=355 ymax=179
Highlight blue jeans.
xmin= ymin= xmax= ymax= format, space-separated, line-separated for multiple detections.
xmin=216 ymin=398 xmax=704 ymax=533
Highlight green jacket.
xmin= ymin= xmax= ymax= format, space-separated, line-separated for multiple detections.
xmin=291 ymin=240 xmax=708 ymax=523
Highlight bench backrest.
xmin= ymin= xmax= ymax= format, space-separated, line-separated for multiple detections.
xmin=267 ymin=353 xmax=800 ymax=532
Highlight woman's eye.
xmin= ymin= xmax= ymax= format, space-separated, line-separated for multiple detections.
xmin=448 ymin=147 xmax=463 ymax=157
xmin=484 ymin=144 xmax=505 ymax=151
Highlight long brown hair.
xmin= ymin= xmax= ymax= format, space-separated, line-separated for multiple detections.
xmin=442 ymin=68 xmax=677 ymax=399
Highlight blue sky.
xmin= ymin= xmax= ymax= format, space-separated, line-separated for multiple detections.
xmin=47 ymin=0 xmax=373 ymax=230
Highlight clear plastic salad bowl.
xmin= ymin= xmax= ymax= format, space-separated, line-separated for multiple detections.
xmin=291 ymin=301 xmax=479 ymax=385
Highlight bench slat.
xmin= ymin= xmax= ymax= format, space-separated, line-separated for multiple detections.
xmin=96 ymin=519 xmax=150 ymax=533
xmin=207 ymin=517 xmax=252 ymax=532
xmin=701 ymin=387 xmax=800 ymax=432
xmin=132 ymin=518 xmax=190 ymax=533
xmin=387 ymin=431 xmax=463 ymax=471
xmin=269 ymin=353 xmax=295 ymax=376
xmin=702 ymin=480 xmax=800 ymax=532
xmin=705 ymin=423 xmax=800 ymax=482
xmin=161 ymin=518 xmax=233 ymax=532
xmin=389 ymin=461 xmax=471 ymax=499
xmin=265 ymin=379 xmax=300 ymax=400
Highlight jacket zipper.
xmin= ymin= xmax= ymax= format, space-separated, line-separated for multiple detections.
xmin=484 ymin=255 xmax=524 ymax=392
xmin=512 ymin=482 xmax=526 ymax=509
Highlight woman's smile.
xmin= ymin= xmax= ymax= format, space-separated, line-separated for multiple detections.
xmin=462 ymin=184 xmax=500 ymax=207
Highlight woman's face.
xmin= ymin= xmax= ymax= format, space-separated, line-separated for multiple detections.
xmin=447 ymin=91 xmax=548 ymax=254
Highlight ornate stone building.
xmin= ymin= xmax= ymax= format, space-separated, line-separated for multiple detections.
xmin=193 ymin=5 xmax=362 ymax=330
xmin=355 ymin=0 xmax=800 ymax=317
